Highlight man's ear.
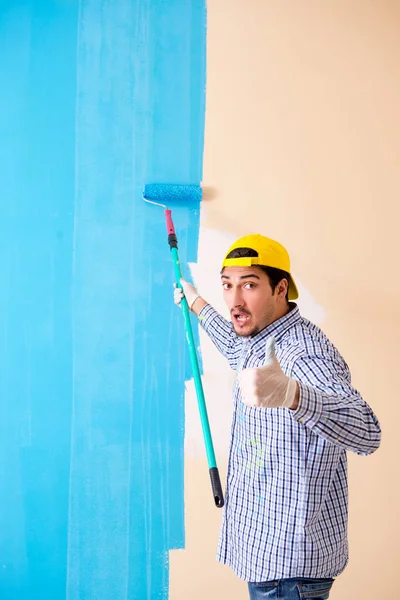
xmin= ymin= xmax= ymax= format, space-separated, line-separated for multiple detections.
xmin=277 ymin=278 xmax=289 ymax=299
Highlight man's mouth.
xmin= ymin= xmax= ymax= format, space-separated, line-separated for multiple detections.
xmin=232 ymin=311 xmax=251 ymax=328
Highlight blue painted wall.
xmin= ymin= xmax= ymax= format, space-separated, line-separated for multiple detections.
xmin=0 ymin=1 xmax=206 ymax=598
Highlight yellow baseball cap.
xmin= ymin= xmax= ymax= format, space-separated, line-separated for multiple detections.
xmin=221 ymin=234 xmax=299 ymax=300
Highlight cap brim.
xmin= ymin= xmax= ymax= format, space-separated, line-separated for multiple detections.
xmin=288 ymin=276 xmax=299 ymax=301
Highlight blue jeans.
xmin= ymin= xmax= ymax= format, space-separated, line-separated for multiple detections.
xmin=248 ymin=578 xmax=334 ymax=599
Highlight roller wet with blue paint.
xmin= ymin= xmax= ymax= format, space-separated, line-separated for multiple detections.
xmin=143 ymin=183 xmax=224 ymax=508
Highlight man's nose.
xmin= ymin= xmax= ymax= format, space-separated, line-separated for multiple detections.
xmin=232 ymin=287 xmax=244 ymax=308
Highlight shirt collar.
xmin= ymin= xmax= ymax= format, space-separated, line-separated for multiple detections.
xmin=246 ymin=303 xmax=301 ymax=353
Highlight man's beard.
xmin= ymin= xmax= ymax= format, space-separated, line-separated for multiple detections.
xmin=234 ymin=324 xmax=261 ymax=337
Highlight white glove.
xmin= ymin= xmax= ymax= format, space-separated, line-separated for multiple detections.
xmin=173 ymin=278 xmax=200 ymax=311
xmin=238 ymin=337 xmax=298 ymax=409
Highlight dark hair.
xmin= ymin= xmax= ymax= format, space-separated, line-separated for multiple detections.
xmin=224 ymin=247 xmax=290 ymax=301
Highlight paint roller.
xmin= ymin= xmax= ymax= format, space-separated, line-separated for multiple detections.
xmin=143 ymin=183 xmax=224 ymax=508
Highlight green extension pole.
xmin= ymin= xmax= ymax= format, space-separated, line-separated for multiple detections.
xmin=143 ymin=183 xmax=224 ymax=508
xmin=170 ymin=244 xmax=224 ymax=508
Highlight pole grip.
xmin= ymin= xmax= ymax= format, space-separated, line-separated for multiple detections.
xmin=165 ymin=209 xmax=175 ymax=235
xmin=165 ymin=210 xmax=178 ymax=249
xmin=209 ymin=467 xmax=224 ymax=508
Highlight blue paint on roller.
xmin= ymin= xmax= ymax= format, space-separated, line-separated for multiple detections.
xmin=144 ymin=183 xmax=203 ymax=205
xmin=0 ymin=1 xmax=206 ymax=599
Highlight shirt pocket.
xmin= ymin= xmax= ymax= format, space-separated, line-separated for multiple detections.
xmin=296 ymin=578 xmax=334 ymax=599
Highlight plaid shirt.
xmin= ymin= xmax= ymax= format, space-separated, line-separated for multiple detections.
xmin=198 ymin=303 xmax=381 ymax=583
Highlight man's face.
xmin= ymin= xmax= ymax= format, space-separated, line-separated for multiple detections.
xmin=221 ymin=266 xmax=288 ymax=337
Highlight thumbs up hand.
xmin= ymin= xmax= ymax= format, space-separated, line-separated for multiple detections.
xmin=238 ymin=337 xmax=299 ymax=409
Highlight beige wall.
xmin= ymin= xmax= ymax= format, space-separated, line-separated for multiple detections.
xmin=171 ymin=1 xmax=400 ymax=598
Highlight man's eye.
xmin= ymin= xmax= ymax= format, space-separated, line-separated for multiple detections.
xmin=245 ymin=283 xmax=256 ymax=289
xmin=222 ymin=283 xmax=231 ymax=289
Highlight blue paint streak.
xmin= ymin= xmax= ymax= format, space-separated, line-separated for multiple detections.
xmin=0 ymin=1 xmax=77 ymax=599
xmin=69 ymin=2 xmax=206 ymax=598
xmin=0 ymin=0 xmax=206 ymax=599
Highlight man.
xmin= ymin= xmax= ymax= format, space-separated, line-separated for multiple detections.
xmin=174 ymin=234 xmax=381 ymax=600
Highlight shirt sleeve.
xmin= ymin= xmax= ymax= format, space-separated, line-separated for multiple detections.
xmin=290 ymin=352 xmax=381 ymax=456
xmin=197 ymin=304 xmax=241 ymax=370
